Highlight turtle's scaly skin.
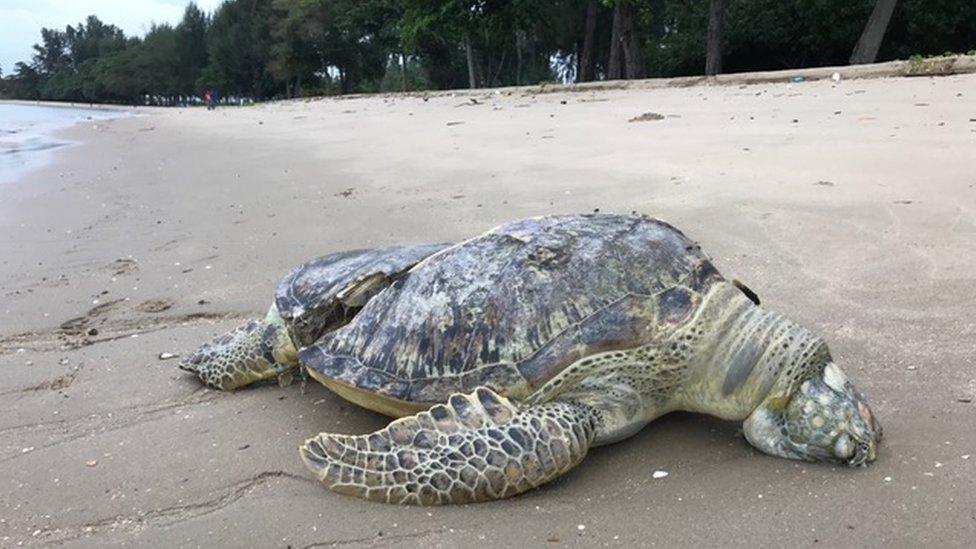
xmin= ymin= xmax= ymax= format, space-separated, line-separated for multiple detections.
xmin=178 ymin=307 xmax=295 ymax=391
xmin=301 ymin=388 xmax=596 ymax=505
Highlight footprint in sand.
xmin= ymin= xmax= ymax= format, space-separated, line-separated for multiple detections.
xmin=135 ymin=298 xmax=175 ymax=313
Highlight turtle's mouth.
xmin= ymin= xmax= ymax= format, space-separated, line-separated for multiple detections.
xmin=847 ymin=441 xmax=872 ymax=467
xmin=831 ymin=427 xmax=880 ymax=467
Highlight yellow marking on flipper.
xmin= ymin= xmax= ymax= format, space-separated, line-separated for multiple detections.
xmin=766 ymin=395 xmax=791 ymax=411
xmin=306 ymin=368 xmax=431 ymax=418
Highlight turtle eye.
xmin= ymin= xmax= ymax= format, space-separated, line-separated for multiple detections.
xmin=847 ymin=440 xmax=872 ymax=467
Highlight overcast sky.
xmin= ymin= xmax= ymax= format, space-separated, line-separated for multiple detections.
xmin=0 ymin=0 xmax=225 ymax=74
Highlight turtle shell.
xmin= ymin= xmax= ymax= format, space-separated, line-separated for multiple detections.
xmin=274 ymin=243 xmax=451 ymax=347
xmin=299 ymin=214 xmax=722 ymax=403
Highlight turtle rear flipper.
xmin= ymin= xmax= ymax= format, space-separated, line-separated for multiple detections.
xmin=300 ymin=388 xmax=597 ymax=504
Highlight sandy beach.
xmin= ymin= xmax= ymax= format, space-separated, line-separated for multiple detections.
xmin=2 ymin=72 xmax=975 ymax=547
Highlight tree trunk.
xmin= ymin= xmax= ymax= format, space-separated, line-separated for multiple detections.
xmin=705 ymin=0 xmax=725 ymax=76
xmin=621 ymin=2 xmax=644 ymax=79
xmin=400 ymin=52 xmax=407 ymax=92
xmin=574 ymin=39 xmax=581 ymax=82
xmin=515 ymin=30 xmax=525 ymax=86
xmin=463 ymin=31 xmax=477 ymax=89
xmin=579 ymin=0 xmax=598 ymax=82
xmin=491 ymin=50 xmax=507 ymax=87
xmin=607 ymin=3 xmax=623 ymax=80
xmin=850 ymin=0 xmax=898 ymax=64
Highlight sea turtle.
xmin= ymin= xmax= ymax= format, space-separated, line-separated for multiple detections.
xmin=180 ymin=214 xmax=881 ymax=505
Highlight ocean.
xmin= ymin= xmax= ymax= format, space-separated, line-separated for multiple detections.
xmin=0 ymin=103 xmax=126 ymax=184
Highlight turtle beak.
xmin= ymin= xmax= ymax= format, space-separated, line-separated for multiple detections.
xmin=839 ymin=436 xmax=875 ymax=467
xmin=177 ymin=358 xmax=199 ymax=373
xmin=849 ymin=395 xmax=881 ymax=466
xmin=836 ymin=400 xmax=881 ymax=467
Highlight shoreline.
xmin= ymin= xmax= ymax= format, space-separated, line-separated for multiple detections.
xmin=0 ymin=98 xmax=137 ymax=112
xmin=0 ymin=103 xmax=133 ymax=184
xmin=1 ymin=72 xmax=974 ymax=547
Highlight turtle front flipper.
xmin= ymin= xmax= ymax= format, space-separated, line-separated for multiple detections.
xmin=300 ymin=388 xmax=597 ymax=505
xmin=179 ymin=306 xmax=297 ymax=391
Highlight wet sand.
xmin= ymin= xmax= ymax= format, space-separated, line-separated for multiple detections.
xmin=1 ymin=72 xmax=975 ymax=547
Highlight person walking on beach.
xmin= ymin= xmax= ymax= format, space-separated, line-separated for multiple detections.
xmin=204 ymin=90 xmax=212 ymax=110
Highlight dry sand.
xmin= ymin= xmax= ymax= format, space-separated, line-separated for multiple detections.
xmin=1 ymin=73 xmax=975 ymax=548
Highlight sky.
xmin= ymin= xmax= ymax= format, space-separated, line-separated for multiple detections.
xmin=0 ymin=0 xmax=225 ymax=74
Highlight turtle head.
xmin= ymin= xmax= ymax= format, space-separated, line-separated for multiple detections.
xmin=744 ymin=363 xmax=881 ymax=466
xmin=179 ymin=309 xmax=298 ymax=391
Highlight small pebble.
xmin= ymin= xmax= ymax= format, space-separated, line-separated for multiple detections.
xmin=158 ymin=352 xmax=178 ymax=360
xmin=652 ymin=470 xmax=669 ymax=479
xmin=86 ymin=460 xmax=98 ymax=467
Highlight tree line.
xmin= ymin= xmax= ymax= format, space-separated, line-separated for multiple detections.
xmin=1 ymin=0 xmax=973 ymax=104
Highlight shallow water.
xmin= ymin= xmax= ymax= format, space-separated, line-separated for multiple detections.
xmin=0 ymin=103 xmax=126 ymax=184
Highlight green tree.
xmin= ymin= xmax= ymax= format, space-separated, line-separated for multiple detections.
xmin=65 ymin=15 xmax=126 ymax=67
xmin=31 ymin=28 xmax=70 ymax=75
xmin=402 ymin=0 xmax=566 ymax=89
xmin=6 ymin=62 xmax=43 ymax=99
xmin=176 ymin=4 xmax=210 ymax=95
xmin=271 ymin=0 xmax=403 ymax=95
xmin=200 ymin=0 xmax=279 ymax=98
xmin=4 ymin=0 xmax=976 ymax=103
